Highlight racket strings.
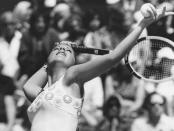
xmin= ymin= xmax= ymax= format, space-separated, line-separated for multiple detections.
xmin=129 ymin=39 xmax=174 ymax=80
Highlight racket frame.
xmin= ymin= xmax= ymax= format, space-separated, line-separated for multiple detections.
xmin=125 ymin=36 xmax=174 ymax=83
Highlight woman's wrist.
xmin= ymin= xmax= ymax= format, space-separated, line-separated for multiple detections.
xmin=138 ymin=19 xmax=149 ymax=28
xmin=138 ymin=16 xmax=156 ymax=28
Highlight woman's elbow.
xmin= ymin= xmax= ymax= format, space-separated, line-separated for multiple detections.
xmin=23 ymin=82 xmax=34 ymax=101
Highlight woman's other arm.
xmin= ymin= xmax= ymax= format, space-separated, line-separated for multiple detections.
xmin=23 ymin=65 xmax=48 ymax=102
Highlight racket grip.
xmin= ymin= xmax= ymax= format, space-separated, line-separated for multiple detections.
xmin=71 ymin=44 xmax=110 ymax=55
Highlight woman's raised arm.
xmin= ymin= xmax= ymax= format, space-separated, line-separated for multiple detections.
xmin=71 ymin=4 xmax=165 ymax=84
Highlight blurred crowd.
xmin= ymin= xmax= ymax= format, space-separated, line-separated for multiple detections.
xmin=0 ymin=0 xmax=174 ymax=131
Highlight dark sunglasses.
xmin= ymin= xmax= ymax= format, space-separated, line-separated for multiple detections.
xmin=150 ymin=102 xmax=164 ymax=106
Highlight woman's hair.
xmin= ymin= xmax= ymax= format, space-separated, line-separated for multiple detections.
xmin=53 ymin=41 xmax=75 ymax=48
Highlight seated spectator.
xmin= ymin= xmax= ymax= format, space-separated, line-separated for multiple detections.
xmin=105 ymin=63 xmax=146 ymax=131
xmin=105 ymin=63 xmax=146 ymax=115
xmin=0 ymin=11 xmax=18 ymax=131
xmin=96 ymin=95 xmax=121 ymax=131
xmin=131 ymin=92 xmax=174 ymax=131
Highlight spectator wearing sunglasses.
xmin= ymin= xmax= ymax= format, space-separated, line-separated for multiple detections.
xmin=131 ymin=92 xmax=174 ymax=131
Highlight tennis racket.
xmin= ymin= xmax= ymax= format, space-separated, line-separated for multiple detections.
xmin=73 ymin=35 xmax=174 ymax=83
xmin=124 ymin=8 xmax=174 ymax=83
xmin=125 ymin=36 xmax=174 ymax=83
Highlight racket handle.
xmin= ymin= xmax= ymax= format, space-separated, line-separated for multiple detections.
xmin=71 ymin=44 xmax=110 ymax=55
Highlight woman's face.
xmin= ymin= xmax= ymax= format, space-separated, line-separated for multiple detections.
xmin=48 ymin=44 xmax=75 ymax=67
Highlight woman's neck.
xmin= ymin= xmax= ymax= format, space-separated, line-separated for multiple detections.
xmin=48 ymin=63 xmax=67 ymax=85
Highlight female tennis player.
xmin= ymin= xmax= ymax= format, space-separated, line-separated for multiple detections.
xmin=23 ymin=3 xmax=166 ymax=131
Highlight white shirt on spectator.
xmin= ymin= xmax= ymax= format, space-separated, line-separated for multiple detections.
xmin=131 ymin=114 xmax=174 ymax=131
xmin=0 ymin=31 xmax=22 ymax=78
xmin=80 ymin=77 xmax=104 ymax=126
xmin=83 ymin=77 xmax=104 ymax=110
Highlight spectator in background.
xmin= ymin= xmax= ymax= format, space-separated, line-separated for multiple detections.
xmin=0 ymin=11 xmax=19 ymax=131
xmin=131 ymin=92 xmax=174 ymax=131
xmin=0 ymin=77 xmax=16 ymax=131
xmin=0 ymin=11 xmax=21 ymax=80
xmin=83 ymin=7 xmax=129 ymax=89
xmin=77 ymin=10 xmax=105 ymax=131
xmin=105 ymin=63 xmax=146 ymax=131
xmin=105 ymin=63 xmax=146 ymax=113
xmin=62 ymin=0 xmax=84 ymax=17
xmin=83 ymin=9 xmax=104 ymax=48
xmin=18 ymin=10 xmax=59 ymax=78
xmin=144 ymin=78 xmax=174 ymax=117
xmin=50 ymin=3 xmax=71 ymax=41
xmin=81 ymin=9 xmax=104 ymax=63
xmin=88 ymin=7 xmax=129 ymax=50
xmin=63 ymin=14 xmax=86 ymax=44
xmin=96 ymin=95 xmax=121 ymax=131
xmin=122 ymin=0 xmax=137 ymax=12
xmin=13 ymin=1 xmax=32 ymax=33
xmin=30 ymin=0 xmax=48 ymax=13
xmin=79 ymin=76 xmax=104 ymax=131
